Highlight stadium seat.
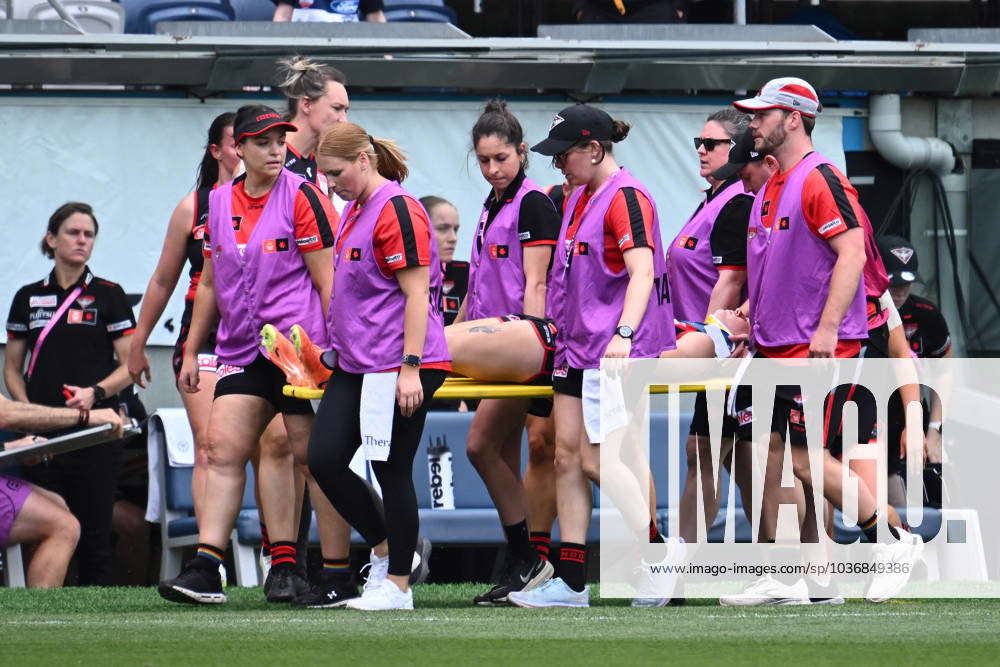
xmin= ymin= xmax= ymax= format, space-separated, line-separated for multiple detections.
xmin=24 ymin=0 xmax=125 ymax=32
xmin=150 ymin=409 xmax=259 ymax=586
xmin=227 ymin=0 xmax=273 ymax=21
xmin=119 ymin=0 xmax=235 ymax=34
xmin=382 ymin=0 xmax=456 ymax=24
xmin=2 ymin=545 xmax=25 ymax=588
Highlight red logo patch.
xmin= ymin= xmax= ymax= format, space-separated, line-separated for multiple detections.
xmin=490 ymin=244 xmax=509 ymax=259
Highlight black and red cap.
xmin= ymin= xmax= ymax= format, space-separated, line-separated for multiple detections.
xmin=233 ymin=104 xmax=297 ymax=144
xmin=531 ymin=104 xmax=614 ymax=156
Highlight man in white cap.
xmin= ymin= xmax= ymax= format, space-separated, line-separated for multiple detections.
xmin=722 ymin=77 xmax=923 ymax=605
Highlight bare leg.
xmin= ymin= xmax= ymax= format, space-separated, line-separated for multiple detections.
xmin=552 ymin=394 xmax=592 ymax=545
xmin=467 ymin=398 xmax=530 ymax=526
xmin=524 ymin=416 xmax=557 ymax=536
xmin=446 ymin=319 xmax=546 ymax=382
xmin=198 ymin=395 xmax=275 ymax=547
xmin=285 ymin=413 xmax=353 ymax=561
xmin=179 ymin=370 xmax=217 ymax=519
xmin=256 ymin=416 xmax=296 ymax=547
xmin=678 ymin=434 xmax=732 ymax=543
xmin=8 ymin=484 xmax=80 ymax=588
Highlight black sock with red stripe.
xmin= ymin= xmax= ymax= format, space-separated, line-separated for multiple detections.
xmin=559 ymin=543 xmax=587 ymax=593
xmin=270 ymin=541 xmax=297 ymax=569
xmin=649 ymin=520 xmax=665 ymax=543
xmin=530 ymin=532 xmax=551 ymax=561
xmin=259 ymin=522 xmax=271 ymax=557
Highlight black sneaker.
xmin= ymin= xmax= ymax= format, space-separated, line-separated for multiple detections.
xmin=293 ymin=573 xmax=360 ymax=608
xmin=158 ymin=557 xmax=226 ymax=605
xmin=264 ymin=563 xmax=309 ymax=603
xmin=409 ymin=537 xmax=433 ymax=586
xmin=473 ymin=553 xmax=554 ymax=606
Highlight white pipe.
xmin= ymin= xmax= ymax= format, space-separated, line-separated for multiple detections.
xmin=868 ymin=94 xmax=954 ymax=174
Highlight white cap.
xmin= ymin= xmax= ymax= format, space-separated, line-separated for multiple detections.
xmin=734 ymin=77 xmax=822 ymax=118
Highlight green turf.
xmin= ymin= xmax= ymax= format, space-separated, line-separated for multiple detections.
xmin=2 ymin=586 xmax=998 ymax=665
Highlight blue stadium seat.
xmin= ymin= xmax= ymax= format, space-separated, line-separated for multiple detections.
xmin=227 ymin=0 xmax=273 ymax=21
xmin=382 ymin=0 xmax=455 ymax=24
xmin=120 ymin=0 xmax=235 ymax=34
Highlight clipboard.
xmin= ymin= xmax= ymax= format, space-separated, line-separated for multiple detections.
xmin=0 ymin=422 xmax=138 ymax=465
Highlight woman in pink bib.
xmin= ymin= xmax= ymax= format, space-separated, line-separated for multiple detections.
xmin=509 ymin=104 xmax=675 ymax=609
xmin=309 ymin=122 xmax=450 ymax=611
xmin=158 ymin=105 xmax=347 ymax=606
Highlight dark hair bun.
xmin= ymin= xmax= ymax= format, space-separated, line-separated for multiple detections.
xmin=483 ymin=98 xmax=508 ymax=115
xmin=611 ymin=119 xmax=631 ymax=143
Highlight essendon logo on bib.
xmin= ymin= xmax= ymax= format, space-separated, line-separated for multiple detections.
xmin=747 ymin=226 xmax=758 ymax=240
xmin=574 ymin=241 xmax=589 ymax=256
xmin=778 ymin=217 xmax=790 ymax=231
xmin=349 ymin=248 xmax=362 ymax=261
xmin=677 ymin=235 xmax=698 ymax=250
xmin=263 ymin=238 xmax=290 ymax=253
xmin=761 ymin=200 xmax=771 ymax=218
xmin=490 ymin=244 xmax=509 ymax=259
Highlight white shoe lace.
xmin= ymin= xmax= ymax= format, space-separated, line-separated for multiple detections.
xmin=361 ymin=553 xmax=389 ymax=593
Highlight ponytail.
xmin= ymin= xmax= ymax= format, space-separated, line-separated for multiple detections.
xmin=317 ymin=122 xmax=409 ymax=183
xmin=196 ymin=111 xmax=236 ymax=190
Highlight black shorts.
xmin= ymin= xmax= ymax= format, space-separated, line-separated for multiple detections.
xmin=551 ymin=364 xmax=583 ymax=399
xmin=171 ymin=301 xmax=219 ymax=378
xmin=861 ymin=321 xmax=890 ymax=359
xmin=690 ymin=390 xmax=738 ymax=439
xmin=501 ymin=313 xmax=557 ymax=386
xmin=733 ymin=382 xmax=876 ymax=450
xmin=214 ymin=353 xmax=314 ymax=416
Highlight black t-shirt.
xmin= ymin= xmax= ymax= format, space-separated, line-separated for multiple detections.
xmin=185 ymin=186 xmax=212 ymax=292
xmin=688 ymin=177 xmax=752 ymax=270
xmin=285 ymin=144 xmax=319 ymax=184
xmin=439 ymin=260 xmax=469 ymax=326
xmin=6 ymin=268 xmax=136 ymax=407
xmin=899 ymin=294 xmax=952 ymax=358
xmin=478 ymin=170 xmax=561 ymax=254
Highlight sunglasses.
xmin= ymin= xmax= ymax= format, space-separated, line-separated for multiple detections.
xmin=693 ymin=137 xmax=735 ymax=151
xmin=552 ymin=145 xmax=584 ymax=168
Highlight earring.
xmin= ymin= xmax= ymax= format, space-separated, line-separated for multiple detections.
xmin=591 ymin=157 xmax=598 ymax=164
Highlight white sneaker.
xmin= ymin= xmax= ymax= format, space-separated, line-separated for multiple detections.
xmin=719 ymin=575 xmax=809 ymax=606
xmin=219 ymin=563 xmax=228 ymax=588
xmin=632 ymin=537 xmax=686 ymax=608
xmin=866 ymin=527 xmax=924 ymax=603
xmin=508 ymin=577 xmax=590 ymax=608
xmin=345 ymin=578 xmax=413 ymax=610
xmin=360 ymin=551 xmax=390 ymax=593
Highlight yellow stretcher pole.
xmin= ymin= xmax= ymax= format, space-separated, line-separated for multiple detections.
xmin=282 ymin=377 xmax=729 ymax=401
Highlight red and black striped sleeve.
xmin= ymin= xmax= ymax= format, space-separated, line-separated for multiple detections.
xmin=802 ymin=165 xmax=864 ymax=241
xmin=293 ymin=182 xmax=338 ymax=253
xmin=373 ymin=195 xmax=432 ymax=274
xmin=605 ymin=187 xmax=656 ymax=252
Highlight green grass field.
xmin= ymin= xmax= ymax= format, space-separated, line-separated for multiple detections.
xmin=2 ymin=586 xmax=999 ymax=665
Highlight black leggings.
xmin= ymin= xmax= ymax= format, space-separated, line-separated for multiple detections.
xmin=308 ymin=368 xmax=446 ymax=577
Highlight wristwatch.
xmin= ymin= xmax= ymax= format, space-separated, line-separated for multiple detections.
xmin=91 ymin=385 xmax=107 ymax=402
xmin=616 ymin=325 xmax=634 ymax=340
xmin=402 ymin=354 xmax=422 ymax=368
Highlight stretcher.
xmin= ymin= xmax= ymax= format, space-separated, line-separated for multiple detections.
xmin=282 ymin=377 xmax=730 ymax=401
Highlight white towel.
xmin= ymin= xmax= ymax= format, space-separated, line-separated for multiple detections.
xmin=360 ymin=371 xmax=398 ymax=462
xmin=582 ymin=367 xmax=628 ymax=444
xmin=145 ymin=408 xmax=195 ymax=523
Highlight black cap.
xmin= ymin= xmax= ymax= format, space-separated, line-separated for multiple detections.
xmin=710 ymin=129 xmax=764 ymax=181
xmin=531 ymin=104 xmax=614 ymax=156
xmin=877 ymin=235 xmax=923 ymax=285
xmin=233 ymin=105 xmax=297 ymax=144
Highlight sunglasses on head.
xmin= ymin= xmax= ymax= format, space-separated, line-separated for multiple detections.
xmin=693 ymin=137 xmax=734 ymax=151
